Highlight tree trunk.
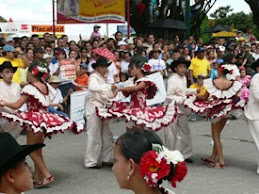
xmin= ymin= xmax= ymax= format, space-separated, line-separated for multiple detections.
xmin=244 ymin=0 xmax=259 ymax=28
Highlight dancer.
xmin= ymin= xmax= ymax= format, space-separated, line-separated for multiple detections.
xmin=113 ymin=130 xmax=187 ymax=194
xmin=245 ymin=59 xmax=259 ymax=174
xmin=0 ymin=64 xmax=83 ymax=187
xmin=183 ymin=63 xmax=246 ymax=168
xmin=164 ymin=57 xmax=197 ymax=163
xmin=97 ymin=56 xmax=177 ymax=131
xmin=0 ymin=133 xmax=44 ymax=193
xmin=84 ymin=57 xmax=116 ymax=169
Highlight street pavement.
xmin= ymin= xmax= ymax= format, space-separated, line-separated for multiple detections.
xmin=21 ymin=118 xmax=259 ymax=194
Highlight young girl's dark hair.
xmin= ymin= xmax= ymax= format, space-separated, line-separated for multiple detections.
xmin=119 ymin=72 xmax=128 ymax=82
xmin=116 ymin=130 xmax=163 ymax=163
xmin=134 ymin=61 xmax=148 ymax=75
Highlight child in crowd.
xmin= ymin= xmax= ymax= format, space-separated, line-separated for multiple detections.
xmin=0 ymin=61 xmax=22 ymax=138
xmin=90 ymin=25 xmax=101 ymax=40
xmin=239 ymin=66 xmax=251 ymax=100
xmin=0 ymin=64 xmax=83 ymax=187
xmin=97 ymin=56 xmax=177 ymax=131
xmin=84 ymin=57 xmax=116 ymax=169
xmin=48 ymin=76 xmax=73 ymax=118
xmin=164 ymin=57 xmax=197 ymax=163
xmin=113 ymin=130 xmax=187 ymax=194
xmin=188 ymin=73 xmax=207 ymax=121
xmin=0 ymin=133 xmax=44 ymax=193
xmin=74 ymin=63 xmax=89 ymax=91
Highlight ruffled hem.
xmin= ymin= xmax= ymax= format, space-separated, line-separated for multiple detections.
xmin=204 ymin=79 xmax=242 ymax=99
xmin=183 ymin=95 xmax=247 ymax=121
xmin=96 ymin=102 xmax=178 ymax=131
xmin=0 ymin=112 xmax=84 ymax=138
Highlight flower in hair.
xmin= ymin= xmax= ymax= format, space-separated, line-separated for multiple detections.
xmin=32 ymin=67 xmax=39 ymax=76
xmin=141 ymin=63 xmax=152 ymax=73
xmin=42 ymin=72 xmax=49 ymax=79
xmin=139 ymin=144 xmax=187 ymax=188
xmin=139 ymin=150 xmax=170 ymax=187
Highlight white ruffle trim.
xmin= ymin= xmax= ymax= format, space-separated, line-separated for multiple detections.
xmin=97 ymin=102 xmax=178 ymax=131
xmin=21 ymin=83 xmax=56 ymax=107
xmin=0 ymin=112 xmax=83 ymax=136
xmin=204 ymin=79 xmax=242 ymax=99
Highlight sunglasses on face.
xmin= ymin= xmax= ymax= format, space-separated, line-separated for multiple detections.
xmin=197 ymin=76 xmax=205 ymax=79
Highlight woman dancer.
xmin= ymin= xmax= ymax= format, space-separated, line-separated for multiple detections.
xmin=113 ymin=130 xmax=187 ymax=194
xmin=0 ymin=64 xmax=83 ymax=187
xmin=183 ymin=64 xmax=246 ymax=168
xmin=97 ymin=57 xmax=177 ymax=131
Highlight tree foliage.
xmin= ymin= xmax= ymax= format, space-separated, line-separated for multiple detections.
xmin=209 ymin=6 xmax=259 ymax=39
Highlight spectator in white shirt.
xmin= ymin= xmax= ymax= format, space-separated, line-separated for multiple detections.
xmin=148 ymin=49 xmax=166 ymax=76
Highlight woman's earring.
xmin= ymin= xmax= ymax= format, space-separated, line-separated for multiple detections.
xmin=127 ymin=175 xmax=130 ymax=180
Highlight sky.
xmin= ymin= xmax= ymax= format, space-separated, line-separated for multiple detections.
xmin=0 ymin=0 xmax=252 ymax=40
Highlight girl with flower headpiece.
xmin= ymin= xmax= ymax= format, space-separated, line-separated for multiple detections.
xmin=96 ymin=57 xmax=177 ymax=131
xmin=183 ymin=63 xmax=247 ymax=169
xmin=113 ymin=130 xmax=187 ymax=194
xmin=0 ymin=64 xmax=83 ymax=188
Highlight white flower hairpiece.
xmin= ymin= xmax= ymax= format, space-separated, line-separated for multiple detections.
xmin=222 ymin=64 xmax=233 ymax=71
xmin=37 ymin=66 xmax=48 ymax=73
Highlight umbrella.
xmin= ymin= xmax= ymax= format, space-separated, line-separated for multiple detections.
xmin=149 ymin=19 xmax=187 ymax=30
xmin=207 ymin=25 xmax=232 ymax=33
xmin=92 ymin=47 xmax=115 ymax=61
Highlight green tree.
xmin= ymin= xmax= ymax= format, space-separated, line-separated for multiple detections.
xmin=210 ymin=5 xmax=233 ymax=19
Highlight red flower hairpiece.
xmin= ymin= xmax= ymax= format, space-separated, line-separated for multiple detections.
xmin=141 ymin=63 xmax=152 ymax=73
xmin=139 ymin=144 xmax=187 ymax=188
xmin=32 ymin=67 xmax=39 ymax=76
xmin=139 ymin=150 xmax=170 ymax=187
xmin=42 ymin=72 xmax=49 ymax=79
xmin=219 ymin=65 xmax=225 ymax=72
xmin=229 ymin=69 xmax=233 ymax=75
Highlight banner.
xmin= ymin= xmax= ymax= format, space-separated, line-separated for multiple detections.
xmin=59 ymin=59 xmax=77 ymax=81
xmin=70 ymin=90 xmax=88 ymax=124
xmin=0 ymin=23 xmax=30 ymax=34
xmin=57 ymin=0 xmax=125 ymax=24
xmin=31 ymin=25 xmax=65 ymax=33
xmin=146 ymin=72 xmax=167 ymax=106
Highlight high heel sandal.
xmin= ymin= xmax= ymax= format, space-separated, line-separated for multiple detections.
xmin=34 ymin=176 xmax=54 ymax=188
xmin=201 ymin=157 xmax=215 ymax=164
xmin=208 ymin=162 xmax=226 ymax=169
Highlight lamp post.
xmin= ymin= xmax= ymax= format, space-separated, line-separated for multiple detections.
xmin=185 ymin=0 xmax=190 ymax=38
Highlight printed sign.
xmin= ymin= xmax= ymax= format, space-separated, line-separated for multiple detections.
xmin=59 ymin=59 xmax=77 ymax=81
xmin=57 ymin=0 xmax=125 ymax=24
xmin=31 ymin=25 xmax=65 ymax=33
xmin=70 ymin=90 xmax=88 ymax=124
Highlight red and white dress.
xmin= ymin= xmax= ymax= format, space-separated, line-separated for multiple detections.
xmin=183 ymin=78 xmax=246 ymax=122
xmin=96 ymin=77 xmax=177 ymax=131
xmin=0 ymin=83 xmax=84 ymax=137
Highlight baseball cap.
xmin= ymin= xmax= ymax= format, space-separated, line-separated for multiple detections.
xmin=94 ymin=25 xmax=101 ymax=28
xmin=34 ymin=46 xmax=45 ymax=53
xmin=2 ymin=45 xmax=15 ymax=52
xmin=117 ymin=41 xmax=127 ymax=46
xmin=216 ymin=59 xmax=224 ymax=64
xmin=5 ymin=36 xmax=14 ymax=43
xmin=43 ymin=53 xmax=52 ymax=59
xmin=218 ymin=46 xmax=225 ymax=52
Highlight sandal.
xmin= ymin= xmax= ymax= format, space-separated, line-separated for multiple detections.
xmin=34 ymin=176 xmax=54 ymax=188
xmin=208 ymin=162 xmax=226 ymax=169
xmin=201 ymin=157 xmax=215 ymax=164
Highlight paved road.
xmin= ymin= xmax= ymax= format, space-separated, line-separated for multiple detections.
xmin=21 ymin=118 xmax=259 ymax=194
